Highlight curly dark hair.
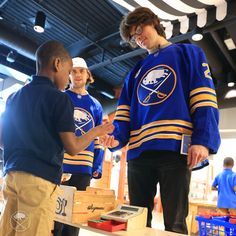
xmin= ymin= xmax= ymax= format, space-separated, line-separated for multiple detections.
xmin=120 ymin=7 xmax=166 ymax=48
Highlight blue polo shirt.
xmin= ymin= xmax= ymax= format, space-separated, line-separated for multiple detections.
xmin=212 ymin=169 xmax=236 ymax=208
xmin=2 ymin=76 xmax=75 ymax=184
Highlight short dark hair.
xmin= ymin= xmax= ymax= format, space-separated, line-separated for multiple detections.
xmin=119 ymin=7 xmax=166 ymax=48
xmin=35 ymin=40 xmax=71 ymax=72
xmin=223 ymin=157 xmax=234 ymax=167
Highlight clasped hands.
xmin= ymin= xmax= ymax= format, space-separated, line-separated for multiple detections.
xmin=95 ymin=122 xmax=119 ymax=148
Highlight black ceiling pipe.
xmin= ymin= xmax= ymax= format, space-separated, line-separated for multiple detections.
xmin=88 ymin=31 xmax=193 ymax=71
xmin=0 ymin=23 xmax=37 ymax=60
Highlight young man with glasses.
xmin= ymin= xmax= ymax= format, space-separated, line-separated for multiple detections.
xmin=110 ymin=7 xmax=221 ymax=234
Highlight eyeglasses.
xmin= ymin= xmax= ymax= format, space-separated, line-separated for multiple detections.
xmin=130 ymin=25 xmax=143 ymax=44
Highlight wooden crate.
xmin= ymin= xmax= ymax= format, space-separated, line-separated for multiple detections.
xmin=55 ymin=186 xmax=116 ymax=224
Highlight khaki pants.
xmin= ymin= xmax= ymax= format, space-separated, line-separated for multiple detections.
xmin=0 ymin=171 xmax=59 ymax=236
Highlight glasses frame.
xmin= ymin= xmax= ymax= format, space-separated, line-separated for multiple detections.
xmin=130 ymin=25 xmax=143 ymax=44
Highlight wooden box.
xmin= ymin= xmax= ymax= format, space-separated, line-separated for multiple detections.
xmin=55 ymin=186 xmax=116 ymax=224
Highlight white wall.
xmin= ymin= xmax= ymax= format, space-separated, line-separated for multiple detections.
xmin=213 ymin=107 xmax=236 ymax=175
xmin=219 ymin=107 xmax=236 ymax=130
xmin=191 ymin=107 xmax=236 ymax=200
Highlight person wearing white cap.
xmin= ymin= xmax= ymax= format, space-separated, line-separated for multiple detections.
xmin=53 ymin=57 xmax=105 ymax=236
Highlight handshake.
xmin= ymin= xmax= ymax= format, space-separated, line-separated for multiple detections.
xmin=93 ymin=122 xmax=119 ymax=148
xmin=60 ymin=122 xmax=119 ymax=183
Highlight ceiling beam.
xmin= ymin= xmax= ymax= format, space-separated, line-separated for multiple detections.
xmin=88 ymin=31 xmax=193 ymax=71
xmin=211 ymin=31 xmax=236 ymax=74
xmin=203 ymin=17 xmax=236 ymax=33
xmin=89 ymin=48 xmax=146 ymax=71
xmin=67 ymin=26 xmax=120 ymax=57
xmin=0 ymin=23 xmax=37 ymax=60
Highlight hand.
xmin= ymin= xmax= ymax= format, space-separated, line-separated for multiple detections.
xmin=187 ymin=145 xmax=209 ymax=169
xmin=99 ymin=134 xmax=119 ymax=148
xmin=93 ymin=122 xmax=114 ymax=137
xmin=61 ymin=173 xmax=72 ymax=183
xmin=92 ymin=171 xmax=99 ymax=178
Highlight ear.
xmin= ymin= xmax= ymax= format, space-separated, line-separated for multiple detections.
xmin=53 ymin=58 xmax=61 ymax=72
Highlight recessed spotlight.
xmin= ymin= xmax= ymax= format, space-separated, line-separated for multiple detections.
xmin=227 ymin=71 xmax=236 ymax=88
xmin=225 ymin=89 xmax=236 ymax=99
xmin=0 ymin=12 xmax=3 ymax=20
xmin=191 ymin=28 xmax=203 ymax=41
xmin=224 ymin=38 xmax=236 ymax=50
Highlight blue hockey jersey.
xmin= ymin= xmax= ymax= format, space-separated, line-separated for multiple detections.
xmin=63 ymin=90 xmax=104 ymax=178
xmin=112 ymin=43 xmax=221 ymax=161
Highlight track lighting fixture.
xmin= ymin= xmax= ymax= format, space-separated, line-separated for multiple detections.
xmin=34 ymin=11 xmax=46 ymax=33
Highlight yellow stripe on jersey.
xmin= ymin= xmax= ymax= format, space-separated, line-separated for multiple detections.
xmin=130 ymin=126 xmax=192 ymax=144
xmin=190 ymin=93 xmax=217 ymax=107
xmin=190 ymin=101 xmax=218 ymax=114
xmin=114 ymin=105 xmax=130 ymax=122
xmin=114 ymin=116 xmax=130 ymax=122
xmin=63 ymin=160 xmax=93 ymax=166
xmin=129 ymin=133 xmax=182 ymax=150
xmin=131 ymin=120 xmax=193 ymax=136
xmin=94 ymin=145 xmax=105 ymax=150
xmin=64 ymin=153 xmax=93 ymax=162
xmin=190 ymin=87 xmax=216 ymax=97
xmin=115 ymin=110 xmax=130 ymax=116
xmin=117 ymin=105 xmax=130 ymax=110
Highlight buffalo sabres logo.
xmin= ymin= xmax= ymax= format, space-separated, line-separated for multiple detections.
xmin=10 ymin=211 xmax=30 ymax=232
xmin=74 ymin=108 xmax=94 ymax=135
xmin=137 ymin=65 xmax=176 ymax=106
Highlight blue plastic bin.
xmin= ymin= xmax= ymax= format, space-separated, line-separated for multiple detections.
xmin=196 ymin=216 xmax=236 ymax=236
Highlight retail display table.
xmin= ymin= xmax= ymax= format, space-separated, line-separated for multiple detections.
xmin=55 ymin=219 xmax=184 ymax=236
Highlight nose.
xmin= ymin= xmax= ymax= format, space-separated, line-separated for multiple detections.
xmin=74 ymin=71 xmax=82 ymax=76
xmin=135 ymin=34 xmax=142 ymax=42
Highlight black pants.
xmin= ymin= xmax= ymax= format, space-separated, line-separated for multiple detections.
xmin=128 ymin=151 xmax=191 ymax=235
xmin=53 ymin=173 xmax=91 ymax=236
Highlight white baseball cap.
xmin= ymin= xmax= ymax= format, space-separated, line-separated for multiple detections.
xmin=72 ymin=57 xmax=88 ymax=69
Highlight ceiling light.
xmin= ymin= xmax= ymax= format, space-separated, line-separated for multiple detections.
xmin=0 ymin=12 xmax=3 ymax=20
xmin=227 ymin=71 xmax=236 ymax=88
xmin=191 ymin=27 xmax=203 ymax=41
xmin=6 ymin=51 xmax=17 ymax=63
xmin=224 ymin=38 xmax=236 ymax=50
xmin=100 ymin=91 xmax=115 ymax=99
xmin=34 ymin=11 xmax=46 ymax=33
xmin=228 ymin=82 xmax=235 ymax=88
xmin=225 ymin=89 xmax=236 ymax=99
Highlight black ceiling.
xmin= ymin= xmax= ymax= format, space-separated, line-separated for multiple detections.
xmin=0 ymin=0 xmax=236 ymax=113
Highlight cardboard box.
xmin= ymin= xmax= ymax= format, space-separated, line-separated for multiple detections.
xmin=55 ymin=186 xmax=116 ymax=224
